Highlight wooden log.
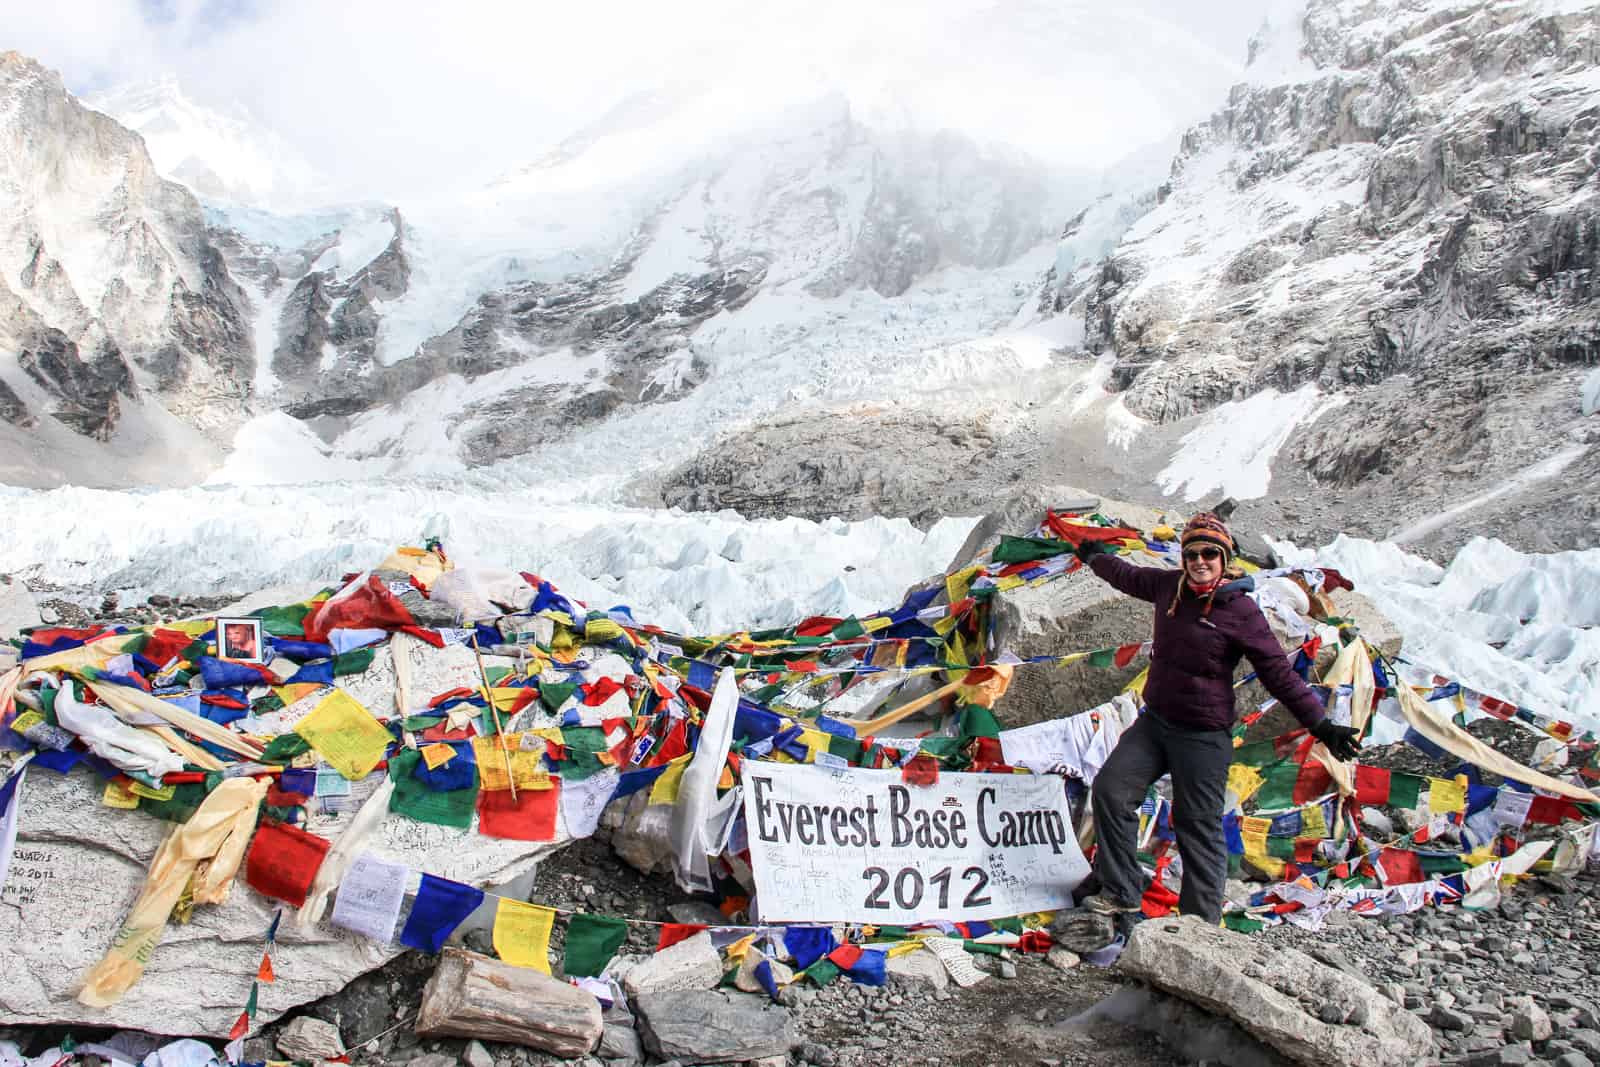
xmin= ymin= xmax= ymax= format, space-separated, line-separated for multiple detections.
xmin=415 ymin=948 xmax=602 ymax=1057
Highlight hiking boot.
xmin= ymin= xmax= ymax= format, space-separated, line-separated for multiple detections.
xmin=1080 ymin=893 xmax=1141 ymax=915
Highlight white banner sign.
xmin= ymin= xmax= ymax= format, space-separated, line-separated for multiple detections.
xmin=740 ymin=762 xmax=1088 ymax=923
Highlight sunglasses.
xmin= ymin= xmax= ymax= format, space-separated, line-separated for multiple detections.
xmin=1183 ymin=547 xmax=1224 ymax=562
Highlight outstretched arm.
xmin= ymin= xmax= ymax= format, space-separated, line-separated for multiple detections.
xmin=1085 ymin=550 xmax=1170 ymax=604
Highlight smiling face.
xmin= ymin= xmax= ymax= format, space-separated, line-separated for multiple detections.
xmin=1182 ymin=544 xmax=1225 ymax=586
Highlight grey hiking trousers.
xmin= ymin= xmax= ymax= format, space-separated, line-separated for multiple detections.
xmin=1089 ymin=710 xmax=1234 ymax=923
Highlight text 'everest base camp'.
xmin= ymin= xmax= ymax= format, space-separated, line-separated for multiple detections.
xmin=1 ymin=0 xmax=1599 ymax=1065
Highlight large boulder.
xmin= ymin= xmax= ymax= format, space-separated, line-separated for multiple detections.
xmin=0 ymin=642 xmax=572 ymax=1036
xmin=1120 ymin=916 xmax=1434 ymax=1067
xmin=633 ymin=989 xmax=796 ymax=1064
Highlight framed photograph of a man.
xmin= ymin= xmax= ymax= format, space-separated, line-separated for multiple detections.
xmin=217 ymin=617 xmax=265 ymax=663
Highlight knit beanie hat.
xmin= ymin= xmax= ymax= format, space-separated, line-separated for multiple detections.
xmin=1180 ymin=512 xmax=1234 ymax=562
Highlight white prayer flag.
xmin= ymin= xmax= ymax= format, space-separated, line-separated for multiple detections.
xmin=330 ymin=852 xmax=407 ymax=943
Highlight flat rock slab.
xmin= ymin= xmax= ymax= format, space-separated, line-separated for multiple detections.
xmin=620 ymin=930 xmax=723 ymax=997
xmin=415 ymin=948 xmax=601 ymax=1058
xmin=634 ymin=989 xmax=795 ymax=1064
xmin=1120 ymin=915 xmax=1434 ymax=1067
xmin=0 ymin=733 xmax=567 ymax=1035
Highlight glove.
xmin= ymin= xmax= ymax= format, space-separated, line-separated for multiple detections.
xmin=1310 ymin=719 xmax=1362 ymax=762
xmin=1073 ymin=538 xmax=1114 ymax=562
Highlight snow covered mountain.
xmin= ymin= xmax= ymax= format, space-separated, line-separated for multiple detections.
xmin=84 ymin=77 xmax=324 ymax=209
xmin=0 ymin=51 xmax=252 ymax=487
xmin=1045 ymin=0 xmax=1600 ymax=553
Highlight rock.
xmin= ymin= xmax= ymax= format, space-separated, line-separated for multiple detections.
xmin=409 ymin=1054 xmax=458 ymax=1067
xmin=0 ymin=673 xmax=572 ymax=1035
xmin=277 ymin=1016 xmax=347 ymax=1061
xmin=0 ymin=578 xmax=41 ymax=639
xmin=464 ymin=1039 xmax=496 ymax=1067
xmin=1046 ymin=947 xmax=1081 ymax=973
xmin=1360 ymin=808 xmax=1395 ymax=838
xmin=1432 ymin=1006 xmax=1473 ymax=1032
xmin=1556 ymin=1054 xmax=1596 ymax=1067
xmin=1048 ymin=911 xmax=1117 ymax=954
xmin=885 ymin=948 xmax=950 ymax=992
xmin=667 ymin=901 xmax=727 ymax=926
xmin=414 ymin=948 xmax=602 ymax=1058
xmin=597 ymin=1021 xmax=643 ymax=1062
xmin=620 ymin=931 xmax=723 ymax=997
xmin=633 ymin=989 xmax=795 ymax=1064
xmin=1120 ymin=916 xmax=1434 ymax=1067
xmin=1512 ymin=1001 xmax=1554 ymax=1042
xmin=999 ymin=958 xmax=1018 ymax=980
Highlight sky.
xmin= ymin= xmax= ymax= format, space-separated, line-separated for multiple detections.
xmin=9 ymin=0 xmax=1282 ymax=203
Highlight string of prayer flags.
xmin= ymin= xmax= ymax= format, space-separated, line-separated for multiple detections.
xmin=492 ymin=898 xmax=556 ymax=972
xmin=562 ymin=913 xmax=629 ymax=977
xmin=292 ymin=689 xmax=392 ymax=780
xmin=399 ymin=874 xmax=484 ymax=953
xmin=245 ymin=819 xmax=332 ymax=908
xmin=229 ymin=910 xmax=280 ymax=1041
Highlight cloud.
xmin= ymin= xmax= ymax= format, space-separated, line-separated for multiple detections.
xmin=10 ymin=0 xmax=1273 ymax=203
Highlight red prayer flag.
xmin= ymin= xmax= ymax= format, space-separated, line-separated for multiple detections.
xmin=1526 ymin=796 xmax=1574 ymax=825
xmin=228 ymin=1010 xmax=251 ymax=1041
xmin=1113 ymin=643 xmax=1142 ymax=668
xmin=256 ymin=953 xmax=276 ymax=983
xmin=476 ymin=781 xmax=561 ymax=841
xmin=828 ymin=944 xmax=863 ymax=969
xmin=1292 ymin=761 xmax=1332 ymax=805
xmin=1377 ymin=849 xmax=1424 ymax=886
xmin=656 ymin=923 xmax=706 ymax=951
xmin=1354 ymin=765 xmax=1391 ymax=806
xmin=245 ymin=819 xmax=332 ymax=908
xmin=795 ymin=616 xmax=844 ymax=637
xmin=582 ymin=677 xmax=626 ymax=706
xmin=901 ymin=755 xmax=939 ymax=787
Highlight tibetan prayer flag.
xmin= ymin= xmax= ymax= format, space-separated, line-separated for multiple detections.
xmin=389 ymin=748 xmax=476 ymax=829
xmin=245 ymin=819 xmax=332 ymax=908
xmin=473 ymin=734 xmax=546 ymax=792
xmin=657 ymin=923 xmax=706 ymax=951
xmin=562 ymin=914 xmax=628 ymax=977
xmin=1377 ymin=849 xmax=1424 ymax=886
xmin=256 ymin=954 xmax=276 ymax=983
xmin=492 ymin=898 xmax=555 ymax=972
xmin=399 ymin=875 xmax=483 ymax=953
xmin=477 ymin=780 xmax=560 ymax=841
xmin=784 ymin=925 xmax=836 ymax=970
xmin=1354 ymin=764 xmax=1391 ymax=806
xmin=1427 ymin=778 xmax=1466 ymax=815
xmin=1226 ymin=764 xmax=1263 ymax=806
xmin=1388 ymin=773 xmax=1424 ymax=811
xmin=293 ymin=689 xmax=391 ymax=781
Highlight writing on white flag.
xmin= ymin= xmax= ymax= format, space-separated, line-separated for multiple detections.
xmin=740 ymin=762 xmax=1088 ymax=923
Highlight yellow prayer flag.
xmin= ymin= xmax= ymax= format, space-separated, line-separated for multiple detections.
xmin=994 ymin=575 xmax=1025 ymax=592
xmin=1428 ymin=777 xmax=1466 ymax=815
xmin=945 ymin=565 xmax=981 ymax=607
xmin=273 ymin=683 xmax=327 ymax=707
xmin=1226 ymin=764 xmax=1263 ymax=806
xmin=102 ymin=781 xmax=141 ymax=809
xmin=862 ymin=616 xmax=892 ymax=633
xmin=472 ymin=734 xmax=546 ymax=791
xmin=128 ymin=780 xmax=176 ymax=802
xmin=292 ymin=689 xmax=392 ymax=781
xmin=1300 ymin=804 xmax=1327 ymax=839
xmin=1241 ymin=816 xmax=1271 ymax=837
xmin=800 ymin=729 xmax=832 ymax=763
xmin=9 ymin=710 xmax=43 ymax=734
xmin=885 ymin=941 xmax=925 ymax=958
xmin=492 ymin=898 xmax=555 ymax=973
xmin=648 ymin=756 xmax=691 ymax=805
xmin=584 ymin=618 xmax=625 ymax=642
xmin=419 ymin=743 xmax=456 ymax=770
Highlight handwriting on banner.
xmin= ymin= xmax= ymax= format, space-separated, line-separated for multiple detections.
xmin=740 ymin=763 xmax=1088 ymax=924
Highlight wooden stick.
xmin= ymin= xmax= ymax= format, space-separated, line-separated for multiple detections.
xmin=836 ymin=678 xmax=966 ymax=732
xmin=470 ymin=632 xmax=517 ymax=802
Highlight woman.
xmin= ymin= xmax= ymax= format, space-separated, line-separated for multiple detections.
xmin=1074 ymin=512 xmax=1360 ymax=923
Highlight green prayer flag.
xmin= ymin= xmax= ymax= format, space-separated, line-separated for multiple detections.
xmin=1266 ymin=836 xmax=1297 ymax=860
xmin=1087 ymin=648 xmax=1115 ymax=669
xmin=251 ymin=693 xmax=286 ymax=715
xmin=990 ymin=536 xmax=1072 ymax=564
xmin=958 ymin=703 xmax=1001 ymax=742
xmin=1418 ymin=854 xmax=1468 ymax=876
xmin=332 ymin=647 xmax=376 ymax=676
xmin=139 ymin=781 xmax=211 ymax=823
xmin=1387 ymin=773 xmax=1424 ymax=810
xmin=539 ymin=682 xmax=578 ymax=713
xmin=388 ymin=748 xmax=476 ymax=829
xmin=831 ymin=617 xmax=866 ymax=640
xmin=251 ymin=603 xmax=312 ymax=637
xmin=1254 ymin=763 xmax=1300 ymax=810
xmin=827 ymin=734 xmax=864 ymax=765
xmin=258 ymin=733 xmax=312 ymax=764
xmin=560 ymin=727 xmax=610 ymax=753
xmin=962 ymin=940 xmax=1004 ymax=956
xmin=1223 ymin=914 xmax=1264 ymax=934
xmin=244 ymin=981 xmax=258 ymax=1019
xmin=803 ymin=959 xmax=842 ymax=987
xmin=562 ymin=914 xmax=629 ymax=977
xmin=1231 ymin=740 xmax=1277 ymax=767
